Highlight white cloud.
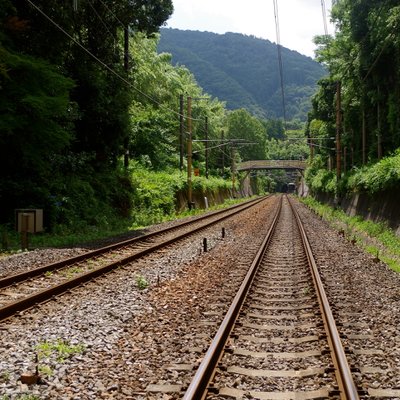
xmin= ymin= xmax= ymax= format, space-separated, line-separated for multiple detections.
xmin=166 ymin=0 xmax=334 ymax=58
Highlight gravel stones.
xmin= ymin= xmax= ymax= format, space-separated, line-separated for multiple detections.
xmin=1 ymin=196 xmax=399 ymax=398
xmin=0 ymin=197 xmax=277 ymax=399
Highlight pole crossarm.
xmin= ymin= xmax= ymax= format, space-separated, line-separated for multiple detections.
xmin=237 ymin=160 xmax=307 ymax=171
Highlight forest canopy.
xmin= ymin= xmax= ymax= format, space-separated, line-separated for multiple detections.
xmin=0 ymin=1 xmax=309 ymax=233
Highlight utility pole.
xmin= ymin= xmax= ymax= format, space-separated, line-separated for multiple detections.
xmin=205 ymin=116 xmax=209 ymax=178
xmin=221 ymin=130 xmax=225 ymax=174
xmin=179 ymin=94 xmax=184 ymax=171
xmin=187 ymin=97 xmax=193 ymax=209
xmin=335 ymin=81 xmax=342 ymax=181
xmin=231 ymin=143 xmax=236 ymax=197
xmin=362 ymin=109 xmax=367 ymax=165
xmin=335 ymin=81 xmax=342 ymax=206
xmin=377 ymin=85 xmax=382 ymax=160
xmin=123 ymin=26 xmax=129 ymax=168
xmin=308 ymin=132 xmax=314 ymax=161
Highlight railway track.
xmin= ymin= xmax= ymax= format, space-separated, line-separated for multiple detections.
xmin=182 ymin=195 xmax=361 ymax=400
xmin=0 ymin=196 xmax=266 ymax=322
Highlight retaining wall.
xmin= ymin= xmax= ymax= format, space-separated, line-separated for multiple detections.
xmin=314 ymin=188 xmax=400 ymax=236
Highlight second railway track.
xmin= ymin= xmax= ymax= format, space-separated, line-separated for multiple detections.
xmin=0 ymin=196 xmax=266 ymax=322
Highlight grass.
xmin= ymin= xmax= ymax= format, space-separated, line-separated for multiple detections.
xmin=61 ymin=266 xmax=83 ymax=279
xmin=36 ymin=339 xmax=85 ymax=362
xmin=0 ymin=196 xmax=253 ymax=255
xmin=301 ymin=196 xmax=400 ymax=272
xmin=135 ymin=275 xmax=149 ymax=290
xmin=0 ymin=370 xmax=10 ymax=383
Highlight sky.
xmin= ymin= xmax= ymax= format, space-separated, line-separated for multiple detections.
xmin=165 ymin=0 xmax=335 ymax=58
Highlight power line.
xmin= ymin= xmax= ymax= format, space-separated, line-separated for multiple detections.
xmin=86 ymin=0 xmax=119 ymax=44
xmin=321 ymin=0 xmax=329 ymax=36
xmin=272 ymin=0 xmax=287 ymax=131
xmin=97 ymin=0 xmax=125 ymax=28
xmin=25 ymin=0 xmax=207 ymax=122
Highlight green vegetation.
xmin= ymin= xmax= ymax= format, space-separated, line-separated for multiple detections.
xmin=0 ymin=167 xmax=244 ymax=252
xmin=302 ymin=197 xmax=400 ymax=272
xmin=0 ymin=370 xmax=10 ymax=383
xmin=36 ymin=339 xmax=85 ymax=363
xmin=158 ymin=29 xmax=326 ymax=121
xmin=306 ymin=1 xmax=400 ymax=197
xmin=306 ymin=150 xmax=400 ymax=196
xmin=136 ymin=275 xmax=149 ymax=290
xmin=0 ymin=2 xmax=311 ymax=248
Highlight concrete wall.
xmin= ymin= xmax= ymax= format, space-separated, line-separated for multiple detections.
xmin=175 ymin=188 xmax=241 ymax=212
xmin=314 ymin=188 xmax=400 ymax=236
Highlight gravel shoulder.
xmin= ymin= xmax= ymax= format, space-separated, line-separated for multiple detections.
xmin=1 ymin=196 xmax=400 ymax=399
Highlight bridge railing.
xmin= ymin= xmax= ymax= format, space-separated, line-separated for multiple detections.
xmin=237 ymin=160 xmax=307 ymax=171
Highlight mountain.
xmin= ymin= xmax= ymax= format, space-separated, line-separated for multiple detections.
xmin=158 ymin=28 xmax=327 ymax=121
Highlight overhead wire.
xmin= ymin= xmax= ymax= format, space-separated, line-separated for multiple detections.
xmin=26 ymin=0 xmax=204 ymax=121
xmin=86 ymin=0 xmax=120 ymax=51
xmin=96 ymin=0 xmax=125 ymax=28
xmin=272 ymin=0 xmax=287 ymax=131
xmin=321 ymin=0 xmax=329 ymax=36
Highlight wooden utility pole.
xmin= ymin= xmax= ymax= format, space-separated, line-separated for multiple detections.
xmin=205 ymin=116 xmax=209 ymax=178
xmin=377 ymin=85 xmax=382 ymax=160
xmin=308 ymin=133 xmax=314 ymax=161
xmin=179 ymin=94 xmax=184 ymax=171
xmin=123 ymin=26 xmax=130 ymax=168
xmin=221 ymin=130 xmax=225 ymax=173
xmin=231 ymin=143 xmax=236 ymax=196
xmin=362 ymin=109 xmax=367 ymax=165
xmin=335 ymin=81 xmax=342 ymax=181
xmin=187 ymin=97 xmax=193 ymax=209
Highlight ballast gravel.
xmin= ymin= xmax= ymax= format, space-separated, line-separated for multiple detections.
xmin=0 ymin=197 xmax=277 ymax=399
xmin=1 ymin=196 xmax=400 ymax=399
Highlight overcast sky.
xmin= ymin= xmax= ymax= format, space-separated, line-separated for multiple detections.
xmin=165 ymin=0 xmax=334 ymax=58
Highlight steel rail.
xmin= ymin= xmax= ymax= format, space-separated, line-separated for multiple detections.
xmin=0 ymin=196 xmax=265 ymax=290
xmin=183 ymin=196 xmax=283 ymax=400
xmin=288 ymin=196 xmax=360 ymax=400
xmin=0 ymin=196 xmax=268 ymax=322
xmin=184 ymin=195 xmax=359 ymax=399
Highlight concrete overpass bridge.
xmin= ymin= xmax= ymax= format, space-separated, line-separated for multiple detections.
xmin=237 ymin=160 xmax=307 ymax=172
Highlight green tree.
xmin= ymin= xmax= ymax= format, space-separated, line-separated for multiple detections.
xmin=312 ymin=0 xmax=400 ymax=169
xmin=0 ymin=49 xmax=75 ymax=223
xmin=227 ymin=109 xmax=266 ymax=161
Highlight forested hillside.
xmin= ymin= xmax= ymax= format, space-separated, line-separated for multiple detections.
xmin=1 ymin=1 xmax=310 ymax=239
xmin=158 ymin=28 xmax=327 ymax=121
xmin=306 ymin=0 xmax=400 ymax=197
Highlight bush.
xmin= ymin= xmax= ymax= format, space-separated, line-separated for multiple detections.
xmin=347 ymin=150 xmax=400 ymax=194
xmin=306 ymin=150 xmax=400 ymax=196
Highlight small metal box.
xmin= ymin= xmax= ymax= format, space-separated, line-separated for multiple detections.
xmin=15 ymin=209 xmax=44 ymax=233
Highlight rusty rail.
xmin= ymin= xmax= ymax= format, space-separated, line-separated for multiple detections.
xmin=183 ymin=195 xmax=359 ymax=400
xmin=183 ymin=196 xmax=283 ymax=400
xmin=288 ymin=196 xmax=360 ymax=400
xmin=0 ymin=196 xmax=267 ymax=322
xmin=0 ymin=196 xmax=265 ymax=290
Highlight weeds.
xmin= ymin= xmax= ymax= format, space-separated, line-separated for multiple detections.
xmin=302 ymin=197 xmax=400 ymax=272
xmin=61 ymin=267 xmax=82 ymax=279
xmin=136 ymin=275 xmax=149 ymax=290
xmin=0 ymin=370 xmax=10 ymax=383
xmin=36 ymin=339 xmax=85 ymax=362
xmin=38 ymin=365 xmax=53 ymax=377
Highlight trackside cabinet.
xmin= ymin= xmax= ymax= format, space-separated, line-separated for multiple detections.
xmin=15 ymin=209 xmax=44 ymax=233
